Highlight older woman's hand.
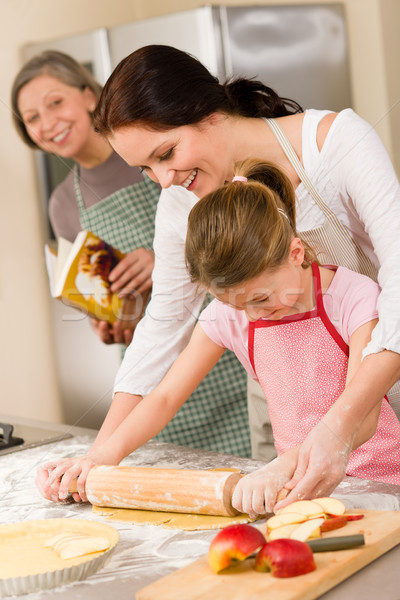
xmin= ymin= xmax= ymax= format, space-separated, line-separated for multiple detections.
xmin=109 ymin=248 xmax=154 ymax=296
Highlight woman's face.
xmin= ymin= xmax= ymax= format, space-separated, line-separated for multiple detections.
xmin=18 ymin=74 xmax=97 ymax=159
xmin=108 ymin=115 xmax=234 ymax=198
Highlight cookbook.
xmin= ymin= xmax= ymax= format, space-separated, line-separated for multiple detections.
xmin=45 ymin=230 xmax=148 ymax=326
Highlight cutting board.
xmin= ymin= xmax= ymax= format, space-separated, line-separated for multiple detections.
xmin=136 ymin=509 xmax=400 ymax=600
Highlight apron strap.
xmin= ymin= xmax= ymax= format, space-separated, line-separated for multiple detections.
xmin=73 ymin=163 xmax=86 ymax=214
xmin=266 ymin=118 xmax=338 ymax=220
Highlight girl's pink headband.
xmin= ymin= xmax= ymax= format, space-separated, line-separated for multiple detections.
xmin=232 ymin=176 xmax=248 ymax=183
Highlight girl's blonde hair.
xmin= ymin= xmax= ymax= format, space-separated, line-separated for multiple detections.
xmin=185 ymin=158 xmax=317 ymax=290
xmin=11 ymin=50 xmax=103 ymax=149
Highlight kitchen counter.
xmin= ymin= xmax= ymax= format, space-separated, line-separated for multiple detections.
xmin=1 ymin=414 xmax=400 ymax=599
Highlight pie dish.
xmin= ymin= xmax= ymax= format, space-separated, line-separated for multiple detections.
xmin=0 ymin=518 xmax=119 ymax=596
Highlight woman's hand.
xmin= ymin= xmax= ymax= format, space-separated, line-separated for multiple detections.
xmin=276 ymin=419 xmax=353 ymax=509
xmin=109 ymin=248 xmax=154 ymax=296
xmin=90 ymin=318 xmax=134 ymax=346
xmin=232 ymin=450 xmax=299 ymax=518
xmin=36 ymin=456 xmax=98 ymax=503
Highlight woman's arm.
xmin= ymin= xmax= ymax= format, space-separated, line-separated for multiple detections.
xmin=38 ymin=325 xmax=224 ymax=502
xmin=113 ymin=187 xmax=207 ymax=398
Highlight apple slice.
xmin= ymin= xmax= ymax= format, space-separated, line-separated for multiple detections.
xmin=289 ymin=517 xmax=325 ymax=542
xmin=320 ymin=515 xmax=348 ymax=533
xmin=208 ymin=523 xmax=266 ymax=573
xmin=266 ymin=512 xmax=307 ymax=530
xmin=255 ymin=539 xmax=316 ymax=578
xmin=268 ymin=524 xmax=298 ymax=541
xmin=344 ymin=513 xmax=364 ymax=521
xmin=276 ymin=500 xmax=325 ymax=519
xmin=313 ymin=497 xmax=346 ymax=516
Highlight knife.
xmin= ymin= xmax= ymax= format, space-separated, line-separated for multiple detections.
xmin=306 ymin=534 xmax=365 ymax=552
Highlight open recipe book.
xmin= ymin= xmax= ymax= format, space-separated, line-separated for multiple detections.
xmin=45 ymin=230 xmax=149 ymax=326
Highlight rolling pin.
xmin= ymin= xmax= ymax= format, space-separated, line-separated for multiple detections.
xmin=69 ymin=466 xmax=242 ymax=516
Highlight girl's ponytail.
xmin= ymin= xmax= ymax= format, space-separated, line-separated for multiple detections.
xmin=233 ymin=159 xmax=296 ymax=229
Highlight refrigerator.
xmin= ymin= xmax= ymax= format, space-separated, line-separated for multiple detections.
xmin=107 ymin=4 xmax=352 ymax=111
xmin=22 ymin=4 xmax=352 ymax=427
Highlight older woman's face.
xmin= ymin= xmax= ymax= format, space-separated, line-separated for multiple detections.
xmin=18 ymin=74 xmax=97 ymax=159
xmin=108 ymin=114 xmax=234 ymax=198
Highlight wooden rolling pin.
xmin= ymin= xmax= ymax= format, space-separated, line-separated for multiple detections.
xmin=69 ymin=466 xmax=242 ymax=516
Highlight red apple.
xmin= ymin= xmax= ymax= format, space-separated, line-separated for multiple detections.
xmin=255 ymin=539 xmax=316 ymax=578
xmin=208 ymin=524 xmax=266 ymax=573
xmin=320 ymin=515 xmax=348 ymax=533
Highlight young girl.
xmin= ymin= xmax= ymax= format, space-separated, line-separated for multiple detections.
xmin=40 ymin=159 xmax=400 ymax=514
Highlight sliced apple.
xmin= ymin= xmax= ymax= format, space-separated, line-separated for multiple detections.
xmin=268 ymin=524 xmax=298 ymax=541
xmin=276 ymin=500 xmax=325 ymax=519
xmin=344 ymin=513 xmax=364 ymax=521
xmin=289 ymin=517 xmax=325 ymax=542
xmin=320 ymin=515 xmax=348 ymax=533
xmin=266 ymin=512 xmax=307 ymax=531
xmin=313 ymin=497 xmax=346 ymax=516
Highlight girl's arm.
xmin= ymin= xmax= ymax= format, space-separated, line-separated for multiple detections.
xmin=37 ymin=325 xmax=224 ymax=502
xmin=277 ymin=318 xmax=399 ymax=507
xmin=91 ymin=326 xmax=225 ymax=465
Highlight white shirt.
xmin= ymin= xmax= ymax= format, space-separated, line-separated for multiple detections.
xmin=114 ymin=109 xmax=400 ymax=396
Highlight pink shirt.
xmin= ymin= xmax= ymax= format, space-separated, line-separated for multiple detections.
xmin=199 ymin=266 xmax=380 ymax=379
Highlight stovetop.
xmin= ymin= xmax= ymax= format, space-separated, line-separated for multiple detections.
xmin=0 ymin=421 xmax=72 ymax=456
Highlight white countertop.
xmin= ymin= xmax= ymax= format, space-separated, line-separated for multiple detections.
xmin=1 ymin=415 xmax=400 ymax=599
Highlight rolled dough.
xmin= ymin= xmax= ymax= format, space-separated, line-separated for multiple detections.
xmin=92 ymin=505 xmax=255 ymax=530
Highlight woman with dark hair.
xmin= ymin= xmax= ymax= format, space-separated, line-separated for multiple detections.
xmin=37 ymin=45 xmax=400 ymax=507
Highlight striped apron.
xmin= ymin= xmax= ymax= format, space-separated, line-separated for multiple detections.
xmin=74 ymin=167 xmax=251 ymax=456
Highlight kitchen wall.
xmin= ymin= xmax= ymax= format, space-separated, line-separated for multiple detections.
xmin=1 ymin=0 xmax=399 ymax=425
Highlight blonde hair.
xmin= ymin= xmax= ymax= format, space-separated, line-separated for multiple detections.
xmin=11 ymin=50 xmax=103 ymax=149
xmin=185 ymin=159 xmax=317 ymax=290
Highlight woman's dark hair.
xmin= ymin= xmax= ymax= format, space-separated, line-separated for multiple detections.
xmin=11 ymin=50 xmax=103 ymax=149
xmin=93 ymin=44 xmax=302 ymax=135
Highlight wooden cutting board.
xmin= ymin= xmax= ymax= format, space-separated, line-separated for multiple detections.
xmin=136 ymin=509 xmax=400 ymax=600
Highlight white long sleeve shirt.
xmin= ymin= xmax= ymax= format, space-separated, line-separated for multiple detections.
xmin=114 ymin=109 xmax=400 ymax=396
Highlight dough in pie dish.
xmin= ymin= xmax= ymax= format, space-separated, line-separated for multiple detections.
xmin=44 ymin=531 xmax=112 ymax=560
xmin=0 ymin=518 xmax=119 ymax=596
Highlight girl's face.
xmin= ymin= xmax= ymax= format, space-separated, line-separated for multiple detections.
xmin=213 ymin=239 xmax=310 ymax=321
xmin=18 ymin=74 xmax=97 ymax=159
xmin=108 ymin=115 xmax=234 ymax=198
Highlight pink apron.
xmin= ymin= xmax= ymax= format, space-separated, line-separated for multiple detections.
xmin=248 ymin=262 xmax=400 ymax=484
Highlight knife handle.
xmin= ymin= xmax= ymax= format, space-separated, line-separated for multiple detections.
xmin=307 ymin=534 xmax=365 ymax=552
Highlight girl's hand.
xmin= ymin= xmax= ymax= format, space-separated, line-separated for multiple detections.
xmin=109 ymin=248 xmax=154 ymax=296
xmin=232 ymin=451 xmax=298 ymax=518
xmin=276 ymin=419 xmax=353 ymax=510
xmin=36 ymin=456 xmax=97 ymax=503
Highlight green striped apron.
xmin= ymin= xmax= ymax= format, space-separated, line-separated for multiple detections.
xmin=74 ymin=166 xmax=251 ymax=456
